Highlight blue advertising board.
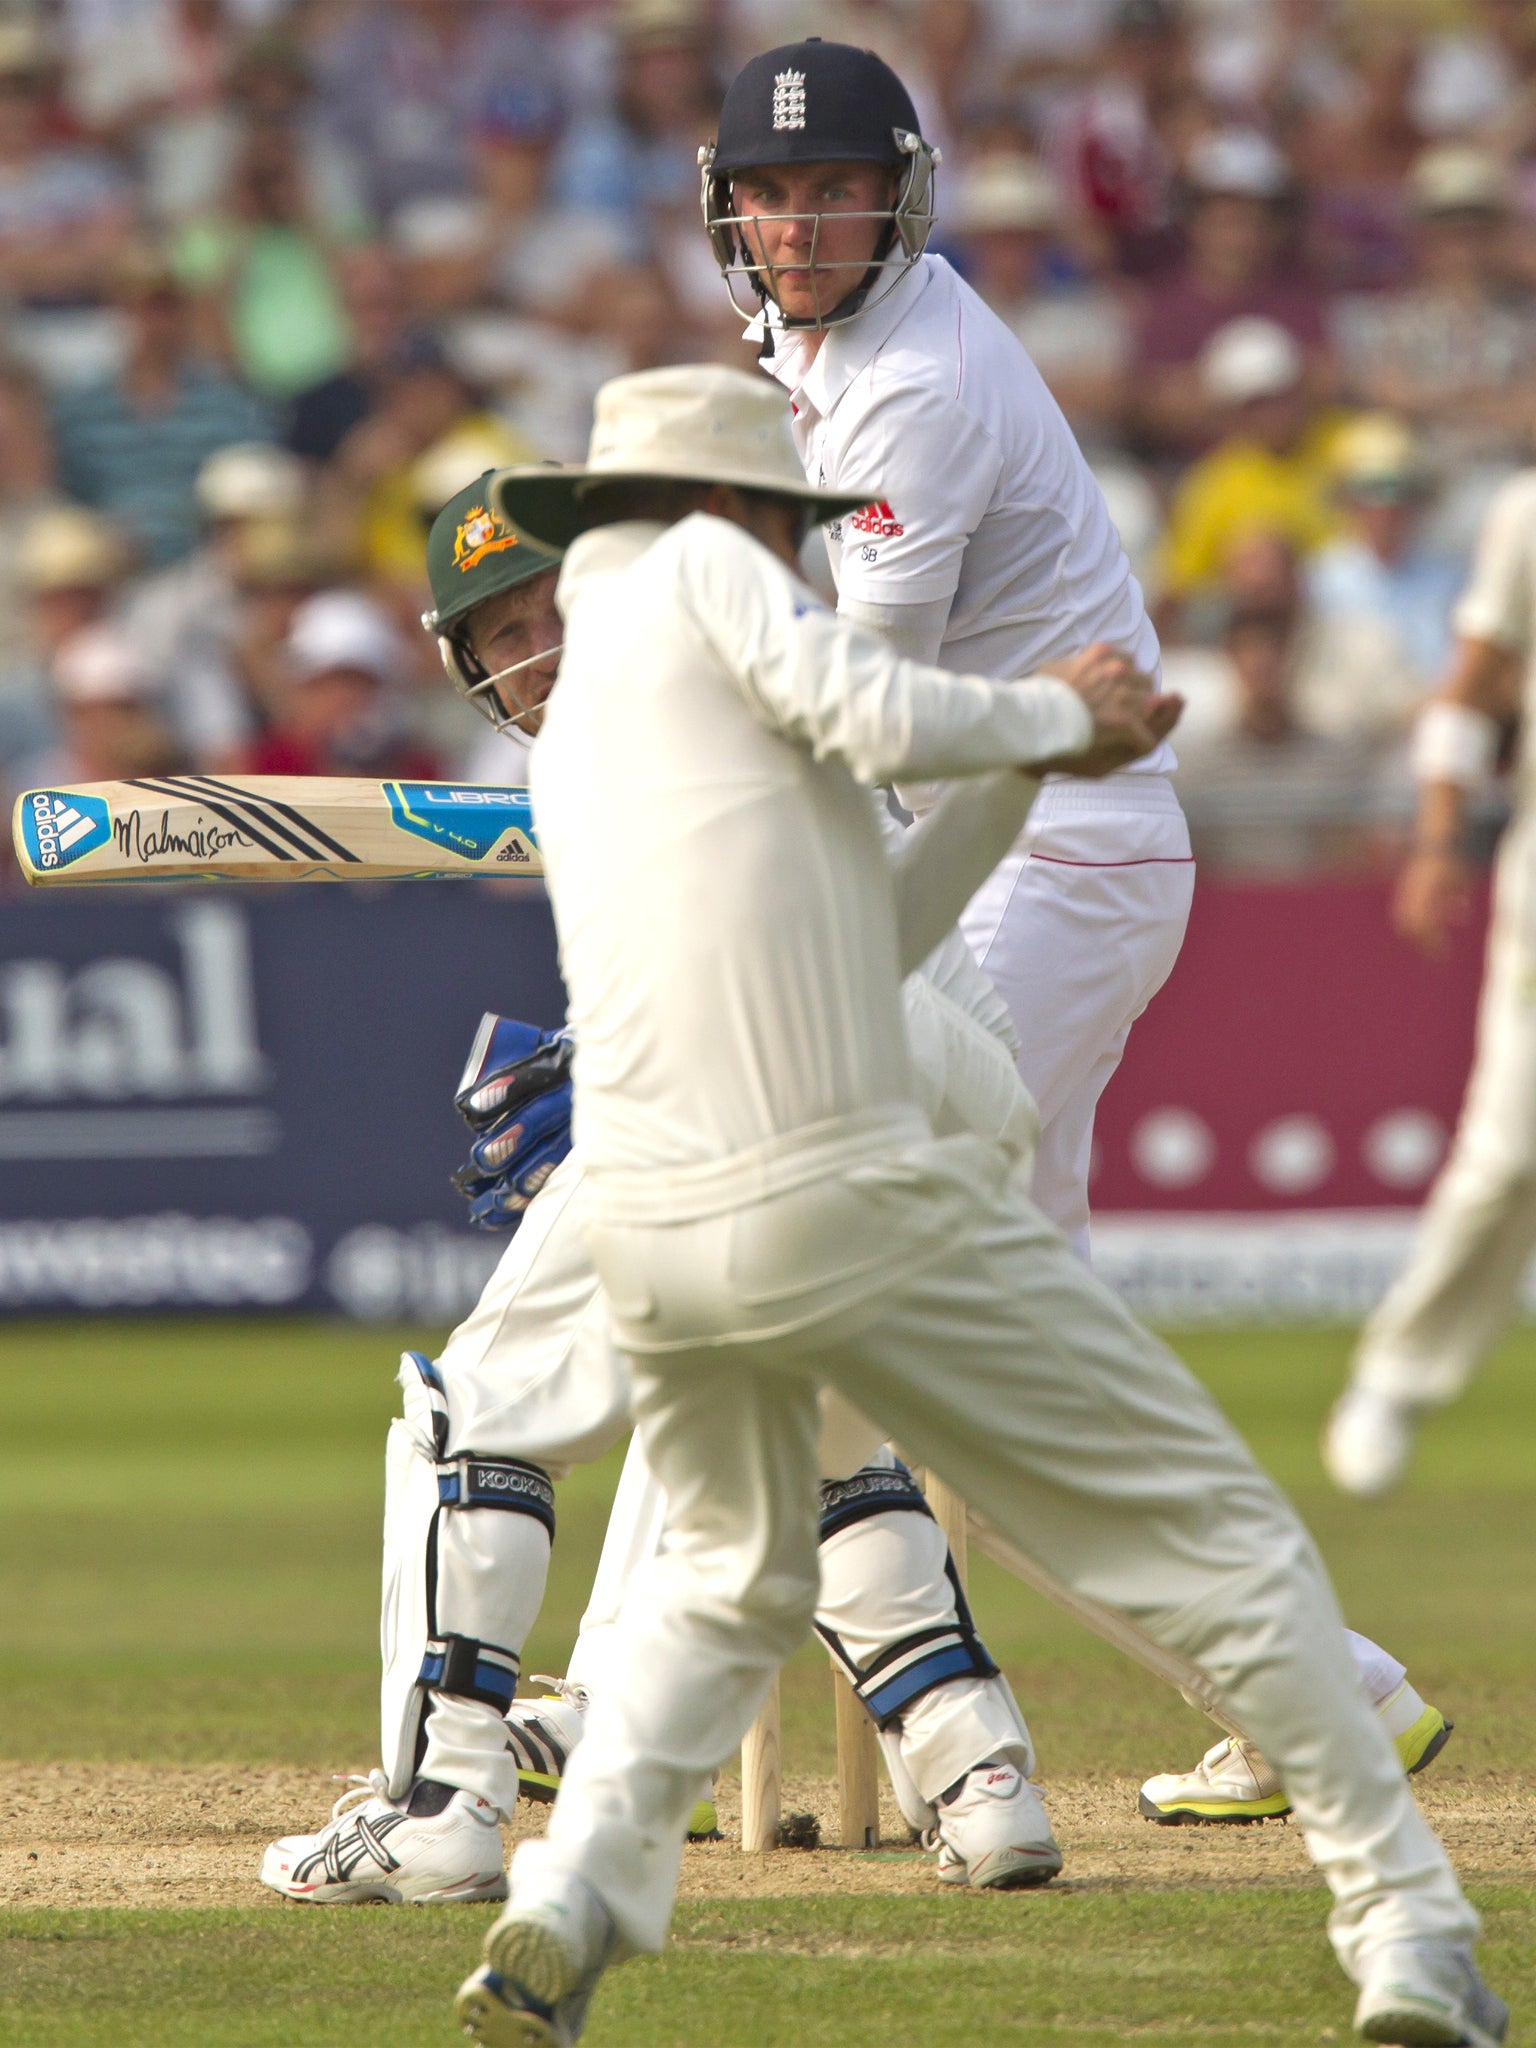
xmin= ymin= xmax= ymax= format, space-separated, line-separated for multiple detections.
xmin=0 ymin=885 xmax=566 ymax=1318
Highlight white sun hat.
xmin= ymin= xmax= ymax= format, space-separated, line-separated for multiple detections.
xmin=951 ymin=155 xmax=1060 ymax=234
xmin=52 ymin=626 xmax=153 ymax=706
xmin=196 ymin=442 xmax=307 ymax=522
xmin=1200 ymin=316 xmax=1304 ymax=404
xmin=490 ymin=364 xmax=873 ymax=550
xmin=1187 ymin=127 xmax=1291 ymax=200
xmin=287 ymin=590 xmax=406 ymax=685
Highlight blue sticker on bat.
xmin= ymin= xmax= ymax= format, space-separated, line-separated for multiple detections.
xmin=19 ymin=789 xmax=111 ymax=873
xmin=383 ymin=783 xmax=539 ymax=864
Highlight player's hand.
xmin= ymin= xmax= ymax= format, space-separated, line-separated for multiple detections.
xmin=453 ymin=1083 xmax=573 ymax=1228
xmin=1394 ymin=845 xmax=1474 ymax=956
xmin=1044 ymin=643 xmax=1184 ymax=778
xmin=452 ymin=1014 xmax=575 ymax=1230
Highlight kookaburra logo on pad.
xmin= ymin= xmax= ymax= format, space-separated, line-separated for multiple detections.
xmin=772 ymin=69 xmax=806 ymax=130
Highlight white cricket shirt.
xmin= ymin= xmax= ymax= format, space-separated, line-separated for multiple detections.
xmin=758 ymin=254 xmax=1173 ymax=786
xmin=530 ymin=516 xmax=1091 ymax=1201
xmin=1452 ymin=467 xmax=1536 ymax=796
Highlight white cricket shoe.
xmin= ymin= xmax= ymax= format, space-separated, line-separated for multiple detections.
xmin=507 ymin=1677 xmax=720 ymax=1839
xmin=1139 ymin=1678 xmax=1454 ymax=1825
xmin=260 ymin=1771 xmax=507 ymax=1905
xmin=928 ymin=1758 xmax=1062 ymax=1889
xmin=1324 ymin=1385 xmax=1418 ymax=1499
xmin=456 ymin=1869 xmax=619 ymax=2047
xmin=1353 ymin=1939 xmax=1508 ymax=2046
xmin=506 ymin=1678 xmax=589 ymax=1805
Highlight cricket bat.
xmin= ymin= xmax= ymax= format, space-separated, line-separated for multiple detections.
xmin=12 ymin=775 xmax=543 ymax=886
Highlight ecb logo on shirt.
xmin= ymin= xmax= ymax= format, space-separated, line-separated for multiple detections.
xmin=20 ymin=789 xmax=111 ymax=872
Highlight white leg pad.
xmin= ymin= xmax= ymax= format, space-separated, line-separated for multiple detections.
xmin=380 ymin=1355 xmax=555 ymax=1811
xmin=816 ymin=1469 xmax=1035 ymax=1812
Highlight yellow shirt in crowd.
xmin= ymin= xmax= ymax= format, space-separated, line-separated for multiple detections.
xmin=1158 ymin=415 xmax=1350 ymax=598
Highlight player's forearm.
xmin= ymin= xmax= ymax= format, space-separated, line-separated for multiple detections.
xmin=890 ymin=770 xmax=1042 ymax=975
xmin=1412 ymin=778 xmax=1470 ymax=855
xmin=849 ymin=660 xmax=1094 ymax=785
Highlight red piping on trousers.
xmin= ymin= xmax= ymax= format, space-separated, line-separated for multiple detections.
xmin=1026 ymin=854 xmax=1196 ymax=869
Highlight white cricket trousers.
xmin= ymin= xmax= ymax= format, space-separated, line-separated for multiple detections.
xmin=1354 ymin=808 xmax=1536 ymax=1403
xmin=960 ymin=774 xmax=1195 ymax=1253
xmin=512 ymin=1124 xmax=1476 ymax=1979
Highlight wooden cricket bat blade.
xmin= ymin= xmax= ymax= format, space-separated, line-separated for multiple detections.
xmin=12 ymin=776 xmax=543 ymax=885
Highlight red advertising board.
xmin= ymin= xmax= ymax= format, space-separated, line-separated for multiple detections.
xmin=1091 ymin=876 xmax=1489 ymax=1215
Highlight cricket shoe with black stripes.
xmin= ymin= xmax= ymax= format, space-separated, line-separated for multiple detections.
xmin=259 ymin=1771 xmax=507 ymax=1904
xmin=927 ymin=1758 xmax=1062 ymax=1889
xmin=456 ymin=1869 xmax=621 ymax=2047
xmin=506 ymin=1679 xmax=588 ymax=1805
xmin=1138 ymin=1678 xmax=1454 ymax=1825
xmin=507 ymin=1678 xmax=720 ymax=1840
xmin=1353 ymin=1939 xmax=1508 ymax=2047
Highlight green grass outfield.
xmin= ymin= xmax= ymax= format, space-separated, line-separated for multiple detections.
xmin=1 ymin=1317 xmax=1532 ymax=2045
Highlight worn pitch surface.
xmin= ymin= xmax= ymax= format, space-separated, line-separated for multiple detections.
xmin=2 ymin=1319 xmax=1533 ymax=2044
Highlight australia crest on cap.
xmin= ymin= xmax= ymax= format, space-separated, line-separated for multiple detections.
xmin=454 ymin=503 xmax=519 ymax=573
xmin=771 ymin=67 xmax=806 ymax=131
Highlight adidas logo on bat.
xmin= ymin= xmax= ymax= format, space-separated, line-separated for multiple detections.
xmin=22 ymin=789 xmax=111 ymax=872
xmin=496 ymin=839 xmax=532 ymax=864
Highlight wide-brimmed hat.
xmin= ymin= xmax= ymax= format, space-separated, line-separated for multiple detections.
xmin=1409 ymin=144 xmax=1506 ymax=217
xmin=490 ymin=365 xmax=874 ymax=551
xmin=19 ymin=506 xmax=131 ymax=591
xmin=951 ymin=154 xmax=1059 ymax=235
xmin=1331 ymin=413 xmax=1431 ymax=502
xmin=1201 ymin=316 xmax=1304 ymax=404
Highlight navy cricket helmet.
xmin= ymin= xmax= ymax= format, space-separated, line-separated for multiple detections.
xmin=699 ymin=38 xmax=940 ymax=327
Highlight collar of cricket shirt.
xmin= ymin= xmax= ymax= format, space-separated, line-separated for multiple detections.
xmin=555 ymin=520 xmax=667 ymax=619
xmin=751 ymin=254 xmax=934 ymax=425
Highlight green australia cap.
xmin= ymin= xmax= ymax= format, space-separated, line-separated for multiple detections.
xmin=424 ymin=471 xmax=563 ymax=635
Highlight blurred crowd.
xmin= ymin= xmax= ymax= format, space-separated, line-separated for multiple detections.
xmin=1 ymin=0 xmax=1534 ymax=882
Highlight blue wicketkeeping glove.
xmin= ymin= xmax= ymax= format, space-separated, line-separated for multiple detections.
xmin=452 ymin=1014 xmax=574 ymax=1230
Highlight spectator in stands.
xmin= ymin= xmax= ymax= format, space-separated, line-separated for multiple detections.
xmin=64 ymin=0 xmax=236 ymax=171
xmin=0 ymin=505 xmax=133 ymax=784
xmin=174 ymin=116 xmax=357 ymax=401
xmin=1174 ymin=535 xmax=1397 ymax=875
xmin=0 ymin=17 xmax=135 ymax=310
xmin=311 ymin=334 xmax=535 ymax=588
xmin=286 ymin=244 xmax=406 ymax=466
xmin=554 ymin=0 xmax=722 ymax=232
xmin=314 ymin=0 xmax=555 ymax=226
xmin=1412 ymin=0 xmax=1535 ymax=141
xmin=1295 ymin=25 xmax=1424 ymax=294
xmin=217 ymin=514 xmax=333 ymax=739
xmin=13 ymin=625 xmax=181 ymax=795
xmin=1134 ymin=128 xmax=1332 ymax=460
xmin=0 ymin=358 xmax=57 ymax=654
xmin=948 ymin=152 xmax=1131 ymax=452
xmin=1332 ymin=145 xmax=1536 ymax=499
xmin=124 ymin=440 xmax=308 ymax=766
xmin=1306 ymin=413 xmax=1463 ymax=711
xmin=50 ymin=246 xmax=275 ymax=568
xmin=242 ymin=588 xmax=439 ymax=779
xmin=1158 ymin=317 xmax=1343 ymax=627
xmin=476 ymin=81 xmax=625 ymax=323
xmin=1045 ymin=0 xmax=1184 ymax=278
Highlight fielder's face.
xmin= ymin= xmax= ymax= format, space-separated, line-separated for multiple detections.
xmin=466 ymin=569 xmax=563 ymax=737
xmin=732 ymin=160 xmax=894 ymax=323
